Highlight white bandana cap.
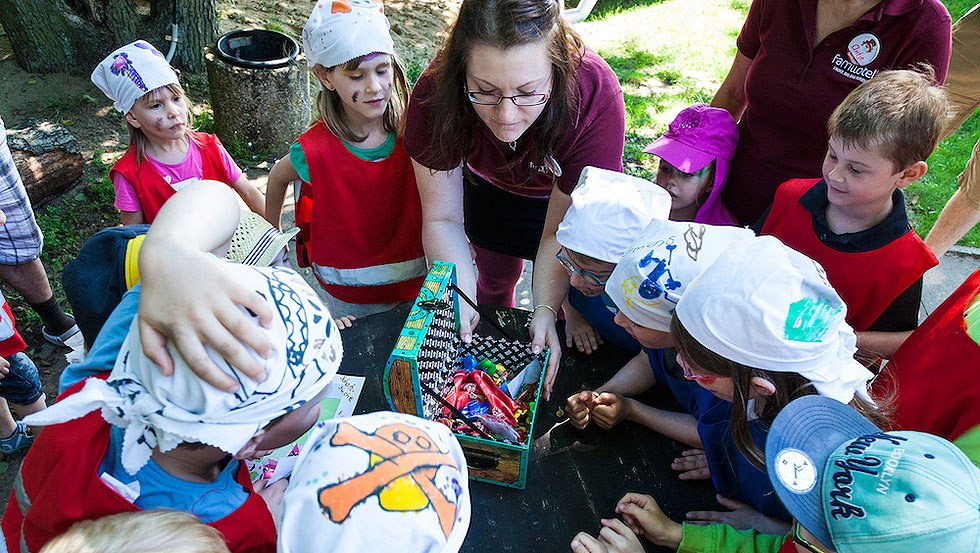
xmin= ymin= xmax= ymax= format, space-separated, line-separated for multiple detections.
xmin=302 ymin=0 xmax=394 ymax=69
xmin=91 ymin=40 xmax=180 ymax=114
xmin=606 ymin=219 xmax=753 ymax=331
xmin=279 ymin=412 xmax=470 ymax=553
xmin=675 ymin=236 xmax=873 ymax=404
xmin=25 ymin=264 xmax=342 ymax=475
xmin=557 ymin=166 xmax=672 ymax=263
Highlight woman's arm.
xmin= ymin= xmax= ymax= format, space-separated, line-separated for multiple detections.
xmin=413 ymin=160 xmax=480 ymax=341
xmin=710 ymin=51 xmax=753 ymax=121
xmin=264 ymin=157 xmax=300 ymax=229
xmin=530 ymin=185 xmax=573 ymax=400
xmin=138 ymin=180 xmax=275 ymax=391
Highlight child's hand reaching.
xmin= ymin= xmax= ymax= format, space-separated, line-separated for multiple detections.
xmin=570 ymin=518 xmax=644 ymax=553
xmin=566 ymin=390 xmax=598 ymax=429
xmin=671 ymin=449 xmax=711 ymax=480
xmin=685 ymin=494 xmax=791 ymax=535
xmin=334 ymin=315 xmax=356 ymax=330
xmin=615 ymin=493 xmax=684 ymax=549
xmin=254 ymin=478 xmax=288 ymax=530
xmin=0 ymin=356 xmax=9 ymax=379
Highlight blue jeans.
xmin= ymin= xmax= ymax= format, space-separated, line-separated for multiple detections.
xmin=0 ymin=351 xmax=43 ymax=405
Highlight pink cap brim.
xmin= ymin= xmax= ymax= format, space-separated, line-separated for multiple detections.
xmin=643 ymin=135 xmax=715 ymax=174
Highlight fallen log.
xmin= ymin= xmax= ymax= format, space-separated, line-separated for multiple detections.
xmin=6 ymin=122 xmax=84 ymax=206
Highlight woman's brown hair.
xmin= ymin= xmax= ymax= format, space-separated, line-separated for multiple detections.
xmin=670 ymin=316 xmax=890 ymax=471
xmin=312 ymin=53 xmax=411 ymax=143
xmin=423 ymin=0 xmax=584 ymax=181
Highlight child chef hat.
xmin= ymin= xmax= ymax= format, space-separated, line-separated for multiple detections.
xmin=302 ymin=0 xmax=395 ymax=69
xmin=92 ymin=40 xmax=180 ymax=114
xmin=279 ymin=412 xmax=471 ymax=553
xmin=557 ymin=166 xmax=672 ymax=263
xmin=675 ymin=236 xmax=873 ymax=404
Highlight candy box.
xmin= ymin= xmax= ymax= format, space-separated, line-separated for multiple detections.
xmin=383 ymin=261 xmax=548 ymax=489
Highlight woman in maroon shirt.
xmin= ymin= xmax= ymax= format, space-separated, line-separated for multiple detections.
xmin=404 ymin=0 xmax=626 ymax=397
xmin=712 ymin=0 xmax=951 ymax=224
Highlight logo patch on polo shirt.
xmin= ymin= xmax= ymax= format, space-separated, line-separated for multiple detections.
xmin=831 ymin=33 xmax=881 ymax=83
xmin=846 ymin=33 xmax=881 ymax=66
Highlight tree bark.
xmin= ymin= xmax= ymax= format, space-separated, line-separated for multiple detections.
xmin=0 ymin=0 xmax=217 ymax=74
xmin=6 ymin=123 xmax=84 ymax=206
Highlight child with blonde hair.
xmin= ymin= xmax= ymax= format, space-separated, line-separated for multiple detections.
xmin=40 ymin=511 xmax=230 ymax=553
xmin=92 ymin=40 xmax=265 ymax=224
xmin=265 ymin=0 xmax=425 ymax=320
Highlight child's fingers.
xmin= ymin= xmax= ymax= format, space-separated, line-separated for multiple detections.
xmin=685 ymin=510 xmax=727 ymax=524
xmin=570 ymin=532 xmax=605 ymax=553
xmin=677 ymin=467 xmax=711 ymax=480
xmin=598 ymin=518 xmax=642 ymax=552
xmin=216 ymin=298 xmax=275 ymax=360
xmin=139 ymin=322 xmax=177 ymax=376
xmin=617 ymin=492 xmax=654 ymax=510
xmin=715 ymin=494 xmax=749 ymax=511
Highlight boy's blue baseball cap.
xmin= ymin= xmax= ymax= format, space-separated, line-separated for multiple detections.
xmin=766 ymin=395 xmax=980 ymax=553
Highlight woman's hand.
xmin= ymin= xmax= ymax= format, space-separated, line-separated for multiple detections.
xmin=685 ymin=495 xmax=791 ymax=535
xmin=528 ymin=306 xmax=562 ymax=400
xmin=615 ymin=493 xmax=684 ymax=549
xmin=671 ymin=449 xmax=711 ymax=480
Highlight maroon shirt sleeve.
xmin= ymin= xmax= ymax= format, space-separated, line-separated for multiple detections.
xmin=553 ymin=49 xmax=625 ymax=194
xmin=892 ymin=0 xmax=952 ymax=82
xmin=736 ymin=0 xmax=766 ymax=59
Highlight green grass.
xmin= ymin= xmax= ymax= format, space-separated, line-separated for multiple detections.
xmin=586 ymin=0 xmax=980 ymax=247
xmin=581 ymin=0 xmax=746 ymax=180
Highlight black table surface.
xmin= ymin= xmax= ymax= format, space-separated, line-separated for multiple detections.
xmin=339 ymin=304 xmax=717 ymax=553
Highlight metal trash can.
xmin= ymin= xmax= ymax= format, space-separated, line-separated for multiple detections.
xmin=205 ymin=29 xmax=310 ymax=158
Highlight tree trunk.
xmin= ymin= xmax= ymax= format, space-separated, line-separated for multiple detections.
xmin=0 ymin=0 xmax=216 ymax=74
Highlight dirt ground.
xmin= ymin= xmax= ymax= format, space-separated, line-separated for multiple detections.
xmin=0 ymin=0 xmax=459 ymax=510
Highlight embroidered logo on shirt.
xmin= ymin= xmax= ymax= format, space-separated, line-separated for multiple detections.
xmin=831 ymin=33 xmax=881 ymax=83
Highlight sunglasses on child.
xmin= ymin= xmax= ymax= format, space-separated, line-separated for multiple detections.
xmin=673 ymin=354 xmax=717 ymax=385
xmin=555 ymin=249 xmax=609 ymax=286
xmin=793 ymin=521 xmax=830 ymax=553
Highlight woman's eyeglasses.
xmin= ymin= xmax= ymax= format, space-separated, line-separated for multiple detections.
xmin=555 ymin=250 xmax=608 ymax=286
xmin=464 ymin=88 xmax=551 ymax=106
xmin=793 ymin=522 xmax=830 ymax=553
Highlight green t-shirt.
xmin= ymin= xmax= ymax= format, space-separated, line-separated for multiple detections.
xmin=965 ymin=291 xmax=980 ymax=345
xmin=288 ymin=131 xmax=396 ymax=182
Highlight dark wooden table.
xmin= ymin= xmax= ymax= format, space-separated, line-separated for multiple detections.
xmin=340 ymin=304 xmax=717 ymax=553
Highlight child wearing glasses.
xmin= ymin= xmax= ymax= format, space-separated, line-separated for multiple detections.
xmin=265 ymin=0 xmax=425 ymax=319
xmin=572 ymin=395 xmax=979 ymax=553
xmin=552 ymin=167 xmax=671 ymax=355
xmin=572 ymin=236 xmax=884 ymax=533
xmin=643 ymin=104 xmax=739 ymax=226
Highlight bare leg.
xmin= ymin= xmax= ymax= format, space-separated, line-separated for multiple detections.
xmin=0 ymin=259 xmax=53 ymax=304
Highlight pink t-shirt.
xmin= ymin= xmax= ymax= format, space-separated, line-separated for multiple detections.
xmin=112 ymin=139 xmax=242 ymax=211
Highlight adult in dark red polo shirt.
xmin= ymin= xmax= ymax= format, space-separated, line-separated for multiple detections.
xmin=403 ymin=0 xmax=625 ymax=398
xmin=712 ymin=0 xmax=951 ymax=225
